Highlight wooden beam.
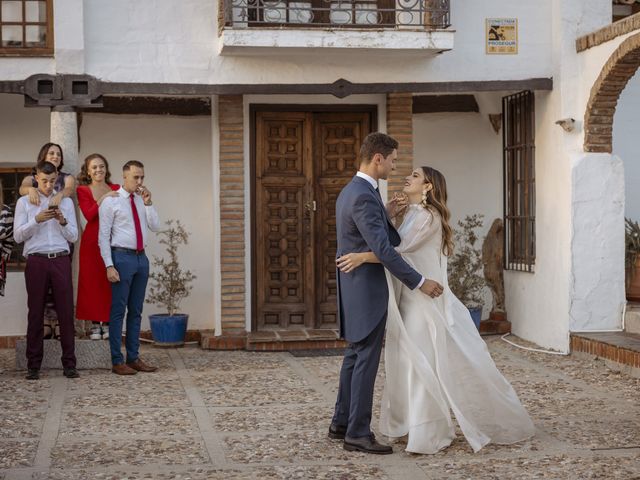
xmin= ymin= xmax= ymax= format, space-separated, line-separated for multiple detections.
xmin=0 ymin=77 xmax=554 ymax=100
xmin=412 ymin=94 xmax=479 ymax=114
xmin=79 ymin=96 xmax=212 ymax=116
xmin=99 ymin=78 xmax=553 ymax=97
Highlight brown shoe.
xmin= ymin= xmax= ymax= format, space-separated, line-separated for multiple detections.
xmin=112 ymin=363 xmax=138 ymax=375
xmin=126 ymin=358 xmax=158 ymax=373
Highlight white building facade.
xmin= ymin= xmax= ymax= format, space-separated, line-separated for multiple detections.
xmin=1 ymin=0 xmax=638 ymax=353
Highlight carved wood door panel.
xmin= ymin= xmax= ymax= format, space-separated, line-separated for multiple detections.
xmin=313 ymin=112 xmax=370 ymax=329
xmin=255 ymin=110 xmax=372 ymax=330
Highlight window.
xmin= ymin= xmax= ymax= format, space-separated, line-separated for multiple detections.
xmin=1 ymin=167 xmax=31 ymax=270
xmin=502 ymin=90 xmax=535 ymax=272
xmin=0 ymin=0 xmax=53 ymax=56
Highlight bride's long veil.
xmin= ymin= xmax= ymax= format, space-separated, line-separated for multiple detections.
xmin=379 ymin=233 xmax=534 ymax=453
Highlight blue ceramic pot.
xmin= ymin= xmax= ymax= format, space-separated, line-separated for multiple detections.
xmin=149 ymin=313 xmax=189 ymax=347
xmin=468 ymin=307 xmax=482 ymax=330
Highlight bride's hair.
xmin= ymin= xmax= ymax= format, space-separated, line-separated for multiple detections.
xmin=420 ymin=166 xmax=454 ymax=256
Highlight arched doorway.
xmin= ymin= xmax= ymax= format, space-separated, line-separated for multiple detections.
xmin=580 ymin=30 xmax=640 ymax=334
xmin=584 ymin=32 xmax=640 ymax=153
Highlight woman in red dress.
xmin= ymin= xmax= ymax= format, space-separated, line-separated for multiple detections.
xmin=76 ymin=154 xmax=119 ymax=339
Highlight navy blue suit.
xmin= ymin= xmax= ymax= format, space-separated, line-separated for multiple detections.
xmin=333 ymin=175 xmax=422 ymax=439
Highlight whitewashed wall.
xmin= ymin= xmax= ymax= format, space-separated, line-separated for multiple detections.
xmin=81 ymin=0 xmax=553 ymax=84
xmin=564 ymin=1 xmax=635 ymax=334
xmin=0 ymin=0 xmax=554 ymax=84
xmin=504 ymin=0 xmax=613 ymax=352
xmin=614 ymin=71 xmax=640 ymax=222
xmin=412 ymin=93 xmax=503 ymax=319
xmin=78 ymin=113 xmax=215 ymax=332
xmin=0 ymin=94 xmax=50 ymax=335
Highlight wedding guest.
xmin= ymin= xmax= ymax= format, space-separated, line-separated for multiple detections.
xmin=19 ymin=143 xmax=76 ymax=339
xmin=14 ymin=161 xmax=79 ymax=380
xmin=0 ymin=179 xmax=14 ymax=296
xmin=99 ymin=160 xmax=160 ymax=375
xmin=19 ymin=143 xmax=76 ymax=206
xmin=76 ymin=154 xmax=120 ymax=340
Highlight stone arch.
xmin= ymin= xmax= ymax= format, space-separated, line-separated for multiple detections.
xmin=584 ymin=31 xmax=640 ymax=153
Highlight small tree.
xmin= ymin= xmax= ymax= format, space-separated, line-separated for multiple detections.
xmin=448 ymin=214 xmax=485 ymax=308
xmin=146 ymin=220 xmax=196 ymax=316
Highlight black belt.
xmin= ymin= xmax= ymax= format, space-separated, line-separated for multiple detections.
xmin=29 ymin=251 xmax=69 ymax=259
xmin=112 ymin=246 xmax=145 ymax=255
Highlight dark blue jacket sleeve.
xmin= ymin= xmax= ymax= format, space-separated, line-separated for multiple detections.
xmin=352 ymin=193 xmax=422 ymax=290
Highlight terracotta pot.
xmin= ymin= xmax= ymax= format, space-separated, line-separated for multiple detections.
xmin=626 ymin=257 xmax=640 ymax=302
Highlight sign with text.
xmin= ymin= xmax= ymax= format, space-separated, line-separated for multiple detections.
xmin=486 ymin=18 xmax=518 ymax=54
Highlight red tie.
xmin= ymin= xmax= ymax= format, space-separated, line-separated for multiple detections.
xmin=130 ymin=194 xmax=144 ymax=252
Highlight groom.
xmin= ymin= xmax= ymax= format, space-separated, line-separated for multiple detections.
xmin=330 ymin=132 xmax=443 ymax=454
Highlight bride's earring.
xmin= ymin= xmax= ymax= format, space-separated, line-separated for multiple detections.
xmin=421 ymin=189 xmax=429 ymax=208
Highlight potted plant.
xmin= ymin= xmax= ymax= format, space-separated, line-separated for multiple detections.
xmin=448 ymin=214 xmax=486 ymax=329
xmin=625 ymin=217 xmax=640 ymax=302
xmin=146 ymin=220 xmax=197 ymax=346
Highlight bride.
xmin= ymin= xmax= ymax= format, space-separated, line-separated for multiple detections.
xmin=336 ymin=166 xmax=535 ymax=454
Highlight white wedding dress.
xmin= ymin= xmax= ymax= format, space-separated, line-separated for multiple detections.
xmin=379 ymin=204 xmax=535 ymax=454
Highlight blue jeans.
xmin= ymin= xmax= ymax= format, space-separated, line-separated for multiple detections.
xmin=108 ymin=249 xmax=149 ymax=366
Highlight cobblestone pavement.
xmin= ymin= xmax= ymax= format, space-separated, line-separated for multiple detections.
xmin=0 ymin=336 xmax=639 ymax=479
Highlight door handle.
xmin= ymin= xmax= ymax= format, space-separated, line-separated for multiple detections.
xmin=305 ymin=200 xmax=317 ymax=212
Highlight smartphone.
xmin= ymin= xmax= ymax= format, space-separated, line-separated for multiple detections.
xmin=48 ymin=205 xmax=59 ymax=211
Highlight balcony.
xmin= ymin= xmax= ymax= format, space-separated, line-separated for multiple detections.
xmin=218 ymin=0 xmax=454 ymax=55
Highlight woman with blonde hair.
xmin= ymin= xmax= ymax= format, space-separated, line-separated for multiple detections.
xmin=337 ymin=166 xmax=534 ymax=454
xmin=76 ymin=154 xmax=120 ymax=339
xmin=0 ymin=179 xmax=14 ymax=296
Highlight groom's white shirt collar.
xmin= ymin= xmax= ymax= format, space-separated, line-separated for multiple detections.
xmin=356 ymin=171 xmax=378 ymax=189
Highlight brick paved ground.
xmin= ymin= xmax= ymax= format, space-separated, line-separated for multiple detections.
xmin=0 ymin=336 xmax=639 ymax=479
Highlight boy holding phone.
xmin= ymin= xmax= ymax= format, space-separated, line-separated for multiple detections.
xmin=13 ymin=160 xmax=79 ymax=380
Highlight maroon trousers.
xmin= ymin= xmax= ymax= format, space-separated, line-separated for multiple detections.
xmin=24 ymin=255 xmax=76 ymax=370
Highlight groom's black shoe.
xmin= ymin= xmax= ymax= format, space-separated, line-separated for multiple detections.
xmin=328 ymin=423 xmax=347 ymax=440
xmin=344 ymin=434 xmax=393 ymax=455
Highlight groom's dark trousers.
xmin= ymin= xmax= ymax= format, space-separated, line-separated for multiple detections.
xmin=333 ymin=175 xmax=422 ymax=439
xmin=333 ymin=314 xmax=387 ymax=438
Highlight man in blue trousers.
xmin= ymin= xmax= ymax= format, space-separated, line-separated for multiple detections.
xmin=99 ymin=160 xmax=160 ymax=375
xmin=329 ymin=133 xmax=444 ymax=454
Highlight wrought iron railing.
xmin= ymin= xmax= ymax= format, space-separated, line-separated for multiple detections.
xmin=224 ymin=0 xmax=450 ymax=29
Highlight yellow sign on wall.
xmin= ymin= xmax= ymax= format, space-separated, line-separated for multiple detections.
xmin=486 ymin=18 xmax=518 ymax=55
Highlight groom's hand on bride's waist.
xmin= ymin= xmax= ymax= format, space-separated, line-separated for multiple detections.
xmin=420 ymin=280 xmax=444 ymax=298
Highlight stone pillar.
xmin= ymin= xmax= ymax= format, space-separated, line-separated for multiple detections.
xmin=50 ymin=106 xmax=82 ymax=334
xmin=50 ymin=107 xmax=79 ymax=174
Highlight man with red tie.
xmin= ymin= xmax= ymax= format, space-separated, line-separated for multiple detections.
xmin=99 ymin=160 xmax=160 ymax=375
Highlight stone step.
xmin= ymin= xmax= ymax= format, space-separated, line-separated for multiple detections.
xmin=15 ymin=338 xmax=111 ymax=370
xmin=625 ymin=302 xmax=640 ymax=335
xmin=571 ymin=332 xmax=640 ymax=377
xmin=200 ymin=329 xmax=347 ymax=351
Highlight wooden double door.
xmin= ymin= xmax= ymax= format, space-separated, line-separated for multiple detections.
xmin=253 ymin=108 xmax=374 ymax=330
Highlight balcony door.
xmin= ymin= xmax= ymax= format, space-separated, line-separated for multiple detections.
xmin=253 ymin=108 xmax=373 ymax=330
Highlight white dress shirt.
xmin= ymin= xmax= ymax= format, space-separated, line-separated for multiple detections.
xmin=13 ymin=194 xmax=78 ymax=256
xmin=356 ymin=171 xmax=378 ymax=190
xmin=99 ymin=187 xmax=160 ymax=268
xmin=355 ymin=171 xmax=425 ymax=288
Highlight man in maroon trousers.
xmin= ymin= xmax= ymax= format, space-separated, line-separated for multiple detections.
xmin=13 ymin=160 xmax=79 ymax=380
